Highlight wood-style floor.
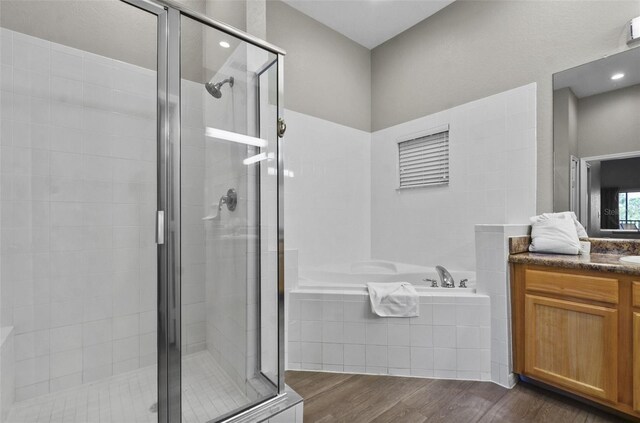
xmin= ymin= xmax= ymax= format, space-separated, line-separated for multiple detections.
xmin=285 ymin=371 xmax=629 ymax=422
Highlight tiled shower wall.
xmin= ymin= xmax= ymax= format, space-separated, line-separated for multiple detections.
xmin=180 ymin=79 xmax=208 ymax=357
xmin=198 ymin=43 xmax=260 ymax=396
xmin=0 ymin=29 xmax=205 ymax=401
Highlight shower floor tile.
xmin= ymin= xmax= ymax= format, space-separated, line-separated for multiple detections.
xmin=6 ymin=351 xmax=249 ymax=423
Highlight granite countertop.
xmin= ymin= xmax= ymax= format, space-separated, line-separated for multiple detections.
xmin=509 ymin=252 xmax=640 ymax=276
xmin=508 ymin=236 xmax=640 ymax=276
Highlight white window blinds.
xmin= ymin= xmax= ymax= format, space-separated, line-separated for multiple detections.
xmin=397 ymin=128 xmax=449 ymax=189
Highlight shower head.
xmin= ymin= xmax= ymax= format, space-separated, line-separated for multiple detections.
xmin=205 ymin=76 xmax=234 ymax=99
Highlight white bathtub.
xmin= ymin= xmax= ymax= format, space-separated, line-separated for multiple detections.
xmin=287 ymin=260 xmax=490 ymax=380
xmin=297 ymin=260 xmax=476 ymax=294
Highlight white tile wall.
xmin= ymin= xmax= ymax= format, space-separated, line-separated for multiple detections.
xmin=288 ymin=291 xmax=491 ymax=381
xmin=181 ymin=76 xmax=208 ymax=359
xmin=200 ymin=42 xmax=281 ymax=401
xmin=0 ymin=327 xmax=15 ymax=421
xmin=198 ymin=44 xmax=255 ymax=398
xmin=475 ymin=224 xmax=530 ymax=388
xmin=0 ymin=29 xmax=208 ymax=401
xmin=370 ymin=83 xmax=537 ymax=271
xmin=283 ymin=110 xmax=371 ymax=270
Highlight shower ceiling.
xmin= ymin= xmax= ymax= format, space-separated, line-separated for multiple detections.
xmin=282 ymin=0 xmax=455 ymax=49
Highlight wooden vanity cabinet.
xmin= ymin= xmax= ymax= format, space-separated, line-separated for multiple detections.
xmin=511 ymin=265 xmax=640 ymax=419
xmin=524 ymin=294 xmax=618 ymax=402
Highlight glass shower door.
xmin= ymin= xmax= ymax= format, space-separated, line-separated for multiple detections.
xmin=0 ymin=1 xmax=163 ymax=422
xmin=178 ymin=14 xmax=282 ymax=423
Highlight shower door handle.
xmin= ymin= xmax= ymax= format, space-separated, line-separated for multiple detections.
xmin=277 ymin=117 xmax=286 ymax=138
xmin=156 ymin=210 xmax=165 ymax=245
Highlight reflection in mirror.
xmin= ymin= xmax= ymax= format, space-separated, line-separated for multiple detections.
xmin=553 ymin=47 xmax=640 ymax=238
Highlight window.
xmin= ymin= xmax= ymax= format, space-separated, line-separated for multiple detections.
xmin=397 ymin=126 xmax=449 ymax=189
xmin=618 ymin=191 xmax=640 ymax=229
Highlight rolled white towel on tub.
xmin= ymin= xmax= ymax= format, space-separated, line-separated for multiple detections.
xmin=366 ymin=282 xmax=419 ymax=317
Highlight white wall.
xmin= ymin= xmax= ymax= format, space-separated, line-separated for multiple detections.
xmin=370 ymin=84 xmax=537 ymax=271
xmin=0 ymin=29 xmax=164 ymax=400
xmin=284 ymin=109 xmax=371 ymax=270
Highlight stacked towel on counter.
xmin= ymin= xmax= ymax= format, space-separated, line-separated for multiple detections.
xmin=529 ymin=211 xmax=585 ymax=255
xmin=530 ymin=211 xmax=588 ymax=238
xmin=366 ymin=282 xmax=419 ymax=317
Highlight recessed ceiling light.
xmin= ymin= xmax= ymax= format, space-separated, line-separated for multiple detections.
xmin=219 ymin=41 xmax=230 ymax=49
xmin=611 ymin=73 xmax=625 ymax=80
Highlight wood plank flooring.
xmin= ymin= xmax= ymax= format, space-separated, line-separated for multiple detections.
xmin=285 ymin=371 xmax=630 ymax=422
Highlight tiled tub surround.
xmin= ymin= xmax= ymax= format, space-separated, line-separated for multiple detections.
xmin=283 ymin=109 xmax=371 ymax=270
xmin=474 ymin=224 xmax=530 ymax=388
xmin=288 ymin=291 xmax=491 ymax=380
xmin=370 ymin=83 xmax=537 ymax=272
xmin=0 ymin=29 xmax=204 ymax=401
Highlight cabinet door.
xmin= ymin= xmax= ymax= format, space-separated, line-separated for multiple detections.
xmin=524 ymin=294 xmax=618 ymax=402
xmin=634 ymin=312 xmax=640 ymax=412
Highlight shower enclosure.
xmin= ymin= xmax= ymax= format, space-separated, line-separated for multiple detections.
xmin=0 ymin=0 xmax=294 ymax=422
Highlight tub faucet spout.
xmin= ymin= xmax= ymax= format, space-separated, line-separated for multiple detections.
xmin=435 ymin=265 xmax=455 ymax=288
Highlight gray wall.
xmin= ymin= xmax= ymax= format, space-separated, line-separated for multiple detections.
xmin=371 ymin=0 xmax=640 ymax=213
xmin=0 ymin=0 xmax=207 ymax=81
xmin=601 ymin=157 xmax=640 ymax=189
xmin=0 ymin=0 xmax=257 ymax=83
xmin=553 ymin=87 xmax=578 ymax=212
xmin=577 ymin=83 xmax=640 ymax=158
xmin=266 ymin=1 xmax=371 ymax=132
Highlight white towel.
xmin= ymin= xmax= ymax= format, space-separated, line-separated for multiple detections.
xmin=530 ymin=211 xmax=588 ymax=238
xmin=366 ymin=282 xmax=419 ymax=318
xmin=529 ymin=215 xmax=581 ymax=255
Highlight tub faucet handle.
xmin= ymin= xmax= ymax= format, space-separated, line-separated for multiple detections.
xmin=423 ymin=278 xmax=439 ymax=288
xmin=459 ymin=279 xmax=468 ymax=288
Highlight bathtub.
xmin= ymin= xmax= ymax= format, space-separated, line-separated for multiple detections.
xmin=297 ymin=260 xmax=477 ymax=294
xmin=287 ymin=260 xmax=491 ymax=381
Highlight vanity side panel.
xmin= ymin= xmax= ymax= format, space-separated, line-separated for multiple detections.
xmin=619 ymin=278 xmax=633 ymax=406
xmin=511 ymin=263 xmax=526 ymax=374
xmin=634 ymin=311 xmax=640 ymax=412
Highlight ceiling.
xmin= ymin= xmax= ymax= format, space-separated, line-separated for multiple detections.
xmin=282 ymin=0 xmax=456 ymax=49
xmin=554 ymin=47 xmax=640 ymax=98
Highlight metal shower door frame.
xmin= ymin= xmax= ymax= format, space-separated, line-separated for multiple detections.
xmin=119 ymin=1 xmax=291 ymax=422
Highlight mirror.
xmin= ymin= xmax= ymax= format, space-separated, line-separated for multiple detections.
xmin=553 ymin=47 xmax=640 ymax=238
